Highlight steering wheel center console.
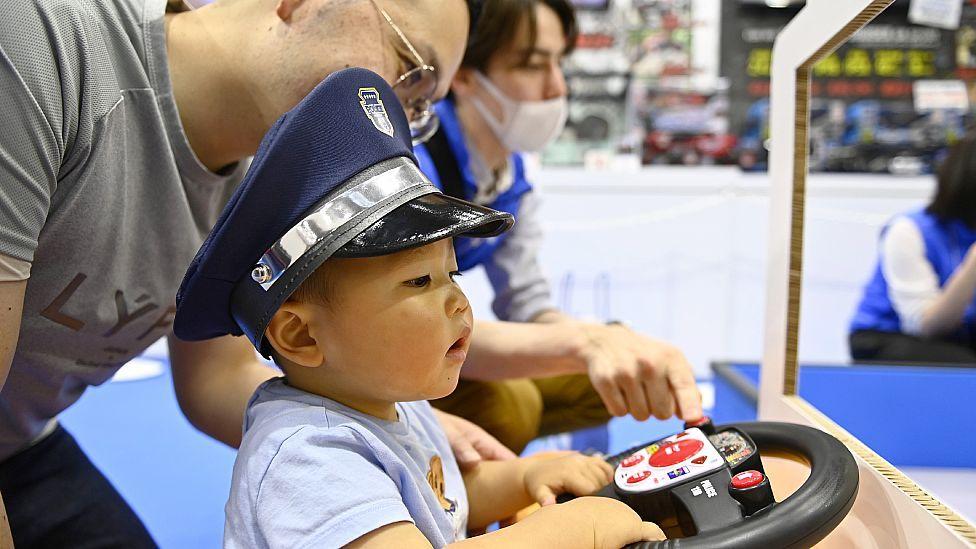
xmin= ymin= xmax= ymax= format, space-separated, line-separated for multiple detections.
xmin=609 ymin=417 xmax=774 ymax=537
xmin=564 ymin=417 xmax=860 ymax=548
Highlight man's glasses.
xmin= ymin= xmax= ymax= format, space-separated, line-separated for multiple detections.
xmin=370 ymin=0 xmax=440 ymax=145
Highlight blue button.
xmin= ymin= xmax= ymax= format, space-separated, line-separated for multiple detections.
xmin=668 ymin=466 xmax=691 ymax=479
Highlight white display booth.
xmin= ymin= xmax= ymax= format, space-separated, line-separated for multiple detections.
xmin=760 ymin=1 xmax=976 ymax=546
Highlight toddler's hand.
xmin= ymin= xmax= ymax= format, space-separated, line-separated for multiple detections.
xmin=558 ymin=497 xmax=666 ymax=549
xmin=524 ymin=453 xmax=613 ymax=506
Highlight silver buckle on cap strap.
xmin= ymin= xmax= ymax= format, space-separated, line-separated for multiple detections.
xmin=251 ymin=159 xmax=438 ymax=290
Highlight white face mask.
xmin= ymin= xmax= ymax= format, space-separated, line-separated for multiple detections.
xmin=469 ymin=71 xmax=568 ymax=153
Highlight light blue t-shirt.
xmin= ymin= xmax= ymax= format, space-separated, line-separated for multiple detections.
xmin=225 ymin=379 xmax=468 ymax=548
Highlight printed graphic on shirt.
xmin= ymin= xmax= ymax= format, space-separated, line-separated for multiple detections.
xmin=39 ymin=272 xmax=178 ymax=368
xmin=426 ymin=455 xmax=457 ymax=513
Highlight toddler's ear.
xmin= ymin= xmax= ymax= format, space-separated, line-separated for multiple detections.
xmin=265 ymin=302 xmax=324 ymax=368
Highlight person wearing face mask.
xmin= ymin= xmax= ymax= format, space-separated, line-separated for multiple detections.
xmin=415 ymin=0 xmax=703 ymax=455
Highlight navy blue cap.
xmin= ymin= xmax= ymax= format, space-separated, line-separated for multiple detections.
xmin=174 ymin=68 xmax=513 ymax=355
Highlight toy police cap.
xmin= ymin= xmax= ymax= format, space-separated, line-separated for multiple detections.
xmin=174 ymin=68 xmax=513 ymax=355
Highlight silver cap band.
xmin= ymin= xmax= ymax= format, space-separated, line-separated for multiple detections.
xmin=252 ymin=158 xmax=438 ymax=290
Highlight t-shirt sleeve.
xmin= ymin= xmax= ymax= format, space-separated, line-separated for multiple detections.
xmin=0 ymin=25 xmax=63 ymax=262
xmin=881 ymin=217 xmax=941 ymax=335
xmin=483 ymin=191 xmax=557 ymax=322
xmin=0 ymin=252 xmax=31 ymax=281
xmin=253 ymin=427 xmax=415 ymax=548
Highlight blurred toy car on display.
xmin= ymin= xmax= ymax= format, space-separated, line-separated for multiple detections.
xmin=643 ymin=130 xmax=737 ymax=165
xmin=737 ymin=97 xmax=968 ymax=174
xmin=639 ymin=91 xmax=738 ymax=166
xmin=826 ymin=100 xmax=964 ymax=175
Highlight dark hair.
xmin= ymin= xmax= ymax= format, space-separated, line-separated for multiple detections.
xmin=268 ymin=265 xmax=336 ymax=369
xmin=467 ymin=0 xmax=485 ymax=36
xmin=289 ymin=262 xmax=337 ymax=306
xmin=165 ymin=0 xmax=189 ymax=13
xmin=463 ymin=0 xmax=578 ymax=71
xmin=928 ymin=134 xmax=976 ymax=228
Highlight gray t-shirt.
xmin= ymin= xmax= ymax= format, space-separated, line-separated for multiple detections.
xmin=225 ymin=379 xmax=468 ymax=548
xmin=0 ymin=0 xmax=243 ymax=458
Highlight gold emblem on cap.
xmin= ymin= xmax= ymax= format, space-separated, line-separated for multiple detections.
xmin=359 ymin=87 xmax=395 ymax=137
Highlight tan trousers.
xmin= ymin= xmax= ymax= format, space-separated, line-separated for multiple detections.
xmin=431 ymin=374 xmax=612 ymax=454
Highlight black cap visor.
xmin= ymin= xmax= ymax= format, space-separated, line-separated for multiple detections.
xmin=334 ymin=192 xmax=514 ymax=258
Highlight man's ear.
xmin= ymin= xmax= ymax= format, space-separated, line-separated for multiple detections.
xmin=275 ymin=0 xmax=306 ymax=22
xmin=450 ymin=67 xmax=477 ymax=98
xmin=265 ymin=302 xmax=324 ymax=368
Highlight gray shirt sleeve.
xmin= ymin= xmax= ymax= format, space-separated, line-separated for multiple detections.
xmin=0 ymin=41 xmax=61 ymax=262
xmin=0 ymin=0 xmax=116 ymax=264
xmin=0 ymin=253 xmax=30 ymax=281
xmin=483 ymin=191 xmax=557 ymax=322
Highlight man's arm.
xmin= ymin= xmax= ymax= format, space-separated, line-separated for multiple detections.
xmin=169 ymin=334 xmax=513 ymax=463
xmin=0 ymin=280 xmax=26 ymax=391
xmin=471 ymin=189 xmax=702 ymax=422
xmin=0 ymin=280 xmax=27 ymax=548
xmin=168 ymin=335 xmax=280 ymax=448
xmin=462 ymin=316 xmax=703 ymax=423
xmin=460 ymin=319 xmax=587 ymax=380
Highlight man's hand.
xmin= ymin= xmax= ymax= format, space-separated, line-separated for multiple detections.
xmin=579 ymin=323 xmax=702 ymax=422
xmin=432 ymin=409 xmax=517 ymax=469
xmin=523 ymin=453 xmax=613 ymax=507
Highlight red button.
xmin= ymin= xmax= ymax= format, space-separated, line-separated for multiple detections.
xmin=648 ymin=439 xmax=705 ymax=468
xmin=731 ymin=470 xmax=765 ymax=489
xmin=626 ymin=470 xmax=652 ymax=484
xmin=686 ymin=416 xmax=710 ymax=427
xmin=620 ymin=453 xmax=645 ymax=468
xmin=691 ymin=456 xmax=707 ymax=465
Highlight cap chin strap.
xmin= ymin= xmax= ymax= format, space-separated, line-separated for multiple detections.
xmin=252 ymin=157 xmax=438 ymax=291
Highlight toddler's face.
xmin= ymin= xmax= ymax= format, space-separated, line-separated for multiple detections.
xmin=308 ymin=238 xmax=473 ymax=402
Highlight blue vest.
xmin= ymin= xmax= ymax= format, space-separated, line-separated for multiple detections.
xmin=850 ymin=209 xmax=976 ymax=343
xmin=414 ymin=99 xmax=532 ymax=272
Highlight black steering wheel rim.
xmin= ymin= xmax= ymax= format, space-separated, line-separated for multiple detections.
xmin=628 ymin=421 xmax=859 ymax=549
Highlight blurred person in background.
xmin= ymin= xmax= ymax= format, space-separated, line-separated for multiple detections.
xmin=850 ymin=134 xmax=976 ymax=365
xmin=416 ymin=0 xmax=703 ymax=454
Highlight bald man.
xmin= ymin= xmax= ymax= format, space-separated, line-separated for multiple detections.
xmin=0 ymin=0 xmax=474 ymax=545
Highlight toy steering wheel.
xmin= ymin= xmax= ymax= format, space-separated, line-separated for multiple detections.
xmin=562 ymin=418 xmax=859 ymax=548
